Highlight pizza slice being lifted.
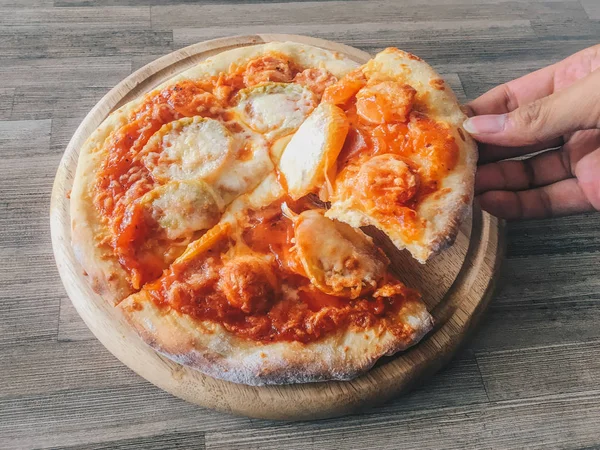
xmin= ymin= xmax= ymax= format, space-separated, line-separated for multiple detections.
xmin=71 ymin=42 xmax=476 ymax=385
xmin=279 ymin=48 xmax=477 ymax=262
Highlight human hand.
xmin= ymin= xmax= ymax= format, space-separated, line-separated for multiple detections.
xmin=463 ymin=44 xmax=600 ymax=220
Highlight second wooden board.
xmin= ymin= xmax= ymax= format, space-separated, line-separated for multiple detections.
xmin=50 ymin=34 xmax=504 ymax=420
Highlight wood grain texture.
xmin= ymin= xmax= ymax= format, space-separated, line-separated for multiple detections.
xmin=2 ymin=0 xmax=600 ymax=448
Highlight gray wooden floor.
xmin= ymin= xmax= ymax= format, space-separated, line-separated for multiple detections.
xmin=1 ymin=1 xmax=599 ymax=449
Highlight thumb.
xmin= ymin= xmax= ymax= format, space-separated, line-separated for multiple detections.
xmin=463 ymin=69 xmax=600 ymax=147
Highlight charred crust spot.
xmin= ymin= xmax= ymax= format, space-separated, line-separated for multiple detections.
xmin=407 ymin=52 xmax=422 ymax=61
xmin=429 ymin=78 xmax=445 ymax=90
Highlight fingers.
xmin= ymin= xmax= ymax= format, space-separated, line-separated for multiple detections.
xmin=478 ymin=178 xmax=594 ymax=220
xmin=477 ymin=138 xmax=564 ymax=164
xmin=574 ymin=146 xmax=600 ymax=210
xmin=475 ymin=149 xmax=571 ymax=195
xmin=464 ymin=70 xmax=600 ymax=148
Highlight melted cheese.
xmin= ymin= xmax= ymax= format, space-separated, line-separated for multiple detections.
xmin=142 ymin=180 xmax=222 ymax=240
xmin=234 ymin=82 xmax=318 ymax=140
xmin=292 ymin=210 xmax=389 ymax=298
xmin=144 ymin=117 xmax=234 ymax=183
xmin=211 ymin=131 xmax=273 ymax=205
xmin=278 ymin=102 xmax=349 ymax=200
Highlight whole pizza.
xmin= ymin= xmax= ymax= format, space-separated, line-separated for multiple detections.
xmin=71 ymin=41 xmax=476 ymax=385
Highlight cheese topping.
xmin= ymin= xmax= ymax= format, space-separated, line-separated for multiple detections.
xmin=234 ymin=82 xmax=318 ymax=140
xmin=144 ymin=117 xmax=234 ymax=183
xmin=292 ymin=210 xmax=389 ymax=298
xmin=278 ymin=102 xmax=348 ymax=200
xmin=142 ymin=180 xmax=223 ymax=240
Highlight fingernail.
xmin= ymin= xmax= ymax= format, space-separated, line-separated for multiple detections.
xmin=463 ymin=114 xmax=506 ymax=134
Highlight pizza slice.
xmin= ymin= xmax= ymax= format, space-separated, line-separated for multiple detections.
xmin=119 ymin=174 xmax=433 ymax=385
xmin=279 ymin=48 xmax=477 ymax=262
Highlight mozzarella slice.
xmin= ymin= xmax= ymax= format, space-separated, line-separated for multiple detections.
xmin=144 ymin=117 xmax=234 ymax=183
xmin=292 ymin=209 xmax=389 ymax=298
xmin=211 ymin=130 xmax=273 ymax=205
xmin=142 ymin=179 xmax=222 ymax=240
xmin=278 ymin=102 xmax=349 ymax=200
xmin=234 ymin=82 xmax=318 ymax=140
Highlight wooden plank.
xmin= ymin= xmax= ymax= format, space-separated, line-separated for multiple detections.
xmin=0 ymin=386 xmax=252 ymax=449
xmin=0 ymin=155 xmax=63 ymax=247
xmin=0 ymin=243 xmax=64 ymax=343
xmin=0 ymin=119 xmax=61 ymax=344
xmin=0 ymin=340 xmax=141 ymax=398
xmin=467 ymin=252 xmax=600 ymax=351
xmin=493 ymin=254 xmax=600 ymax=307
xmin=0 ymin=29 xmax=173 ymax=59
xmin=0 ymin=6 xmax=151 ymax=29
xmin=58 ymin=296 xmax=96 ymax=341
xmin=0 ymin=88 xmax=15 ymax=119
xmin=204 ymin=393 xmax=600 ymax=449
xmin=2 ymin=57 xmax=131 ymax=120
xmin=51 ymin=117 xmax=85 ymax=153
xmin=506 ymin=213 xmax=600 ymax=258
xmin=0 ymin=120 xmax=55 ymax=247
xmin=531 ymin=16 xmax=600 ymax=38
xmin=0 ymin=350 xmax=486 ymax=448
xmin=0 ymin=118 xmax=51 ymax=156
xmin=0 ymin=0 xmax=52 ymax=5
xmin=582 ymin=0 xmax=600 ymax=19
xmin=54 ymin=0 xmax=585 ymax=4
xmin=55 ymin=0 xmax=361 ymax=5
xmin=12 ymin=87 xmax=124 ymax=120
xmin=471 ymin=299 xmax=600 ymax=352
xmin=0 ymin=57 xmax=131 ymax=88
xmin=49 ymin=431 xmax=206 ymax=450
xmin=152 ymin=1 xmax=588 ymax=31
xmin=370 ymin=349 xmax=489 ymax=414
xmin=172 ymin=19 xmax=535 ymax=50
xmin=476 ymin=341 xmax=600 ymax=402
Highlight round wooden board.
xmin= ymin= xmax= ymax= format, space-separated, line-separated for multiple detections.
xmin=50 ymin=34 xmax=504 ymax=421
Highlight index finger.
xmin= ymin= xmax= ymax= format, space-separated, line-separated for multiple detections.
xmin=467 ymin=63 xmax=557 ymax=116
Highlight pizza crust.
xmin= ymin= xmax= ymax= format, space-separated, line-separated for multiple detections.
xmin=119 ymin=287 xmax=432 ymax=386
xmin=70 ymin=42 xmax=358 ymax=304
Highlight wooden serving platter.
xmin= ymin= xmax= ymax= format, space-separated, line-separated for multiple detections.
xmin=50 ymin=34 xmax=504 ymax=421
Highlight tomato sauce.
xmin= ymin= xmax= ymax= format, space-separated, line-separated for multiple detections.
xmin=144 ymin=199 xmax=418 ymax=343
xmin=93 ymin=54 xmax=306 ymax=289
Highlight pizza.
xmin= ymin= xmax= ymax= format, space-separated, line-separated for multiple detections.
xmin=71 ymin=41 xmax=476 ymax=385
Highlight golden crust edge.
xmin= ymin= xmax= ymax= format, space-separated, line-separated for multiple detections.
xmin=119 ymin=290 xmax=433 ymax=386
